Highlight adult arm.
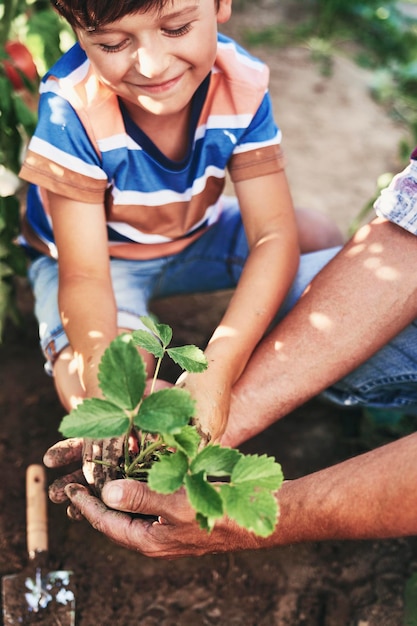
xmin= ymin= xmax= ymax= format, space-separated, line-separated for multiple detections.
xmin=62 ymin=431 xmax=417 ymax=558
xmin=223 ymin=217 xmax=417 ymax=447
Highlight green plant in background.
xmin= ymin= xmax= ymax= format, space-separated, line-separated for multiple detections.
xmin=59 ymin=317 xmax=284 ymax=536
xmin=0 ymin=0 xmax=74 ymax=338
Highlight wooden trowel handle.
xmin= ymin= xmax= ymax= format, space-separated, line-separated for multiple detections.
xmin=26 ymin=464 xmax=48 ymax=557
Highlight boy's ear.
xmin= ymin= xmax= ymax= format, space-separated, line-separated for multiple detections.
xmin=217 ymin=0 xmax=232 ymax=24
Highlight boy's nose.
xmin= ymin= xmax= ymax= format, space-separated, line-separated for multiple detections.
xmin=134 ymin=45 xmax=168 ymax=79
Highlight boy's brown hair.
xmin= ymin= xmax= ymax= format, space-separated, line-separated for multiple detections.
xmin=52 ymin=0 xmax=220 ymax=31
xmin=53 ymin=0 xmax=173 ymax=31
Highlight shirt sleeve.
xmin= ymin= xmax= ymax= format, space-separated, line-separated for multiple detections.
xmin=228 ymin=91 xmax=284 ymax=182
xmin=374 ymin=157 xmax=417 ymax=235
xmin=19 ymin=90 xmax=108 ymax=203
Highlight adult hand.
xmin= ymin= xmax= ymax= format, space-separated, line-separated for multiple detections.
xmin=44 ymin=378 xmax=172 ymax=505
xmin=43 ymin=436 xmax=124 ymax=516
xmin=63 ymin=479 xmax=260 ymax=558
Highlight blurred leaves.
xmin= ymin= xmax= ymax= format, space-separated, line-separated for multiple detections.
xmin=0 ymin=0 xmax=74 ymax=339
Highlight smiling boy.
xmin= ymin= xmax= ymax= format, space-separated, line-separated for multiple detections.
xmin=19 ymin=0 xmax=342 ymax=444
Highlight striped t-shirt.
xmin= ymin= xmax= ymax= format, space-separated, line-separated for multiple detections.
xmin=19 ymin=33 xmax=284 ymax=260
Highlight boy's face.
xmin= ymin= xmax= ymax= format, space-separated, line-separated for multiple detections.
xmin=77 ymin=0 xmax=231 ymax=120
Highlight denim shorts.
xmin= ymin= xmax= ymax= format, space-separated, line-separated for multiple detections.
xmin=28 ymin=197 xmax=417 ymax=414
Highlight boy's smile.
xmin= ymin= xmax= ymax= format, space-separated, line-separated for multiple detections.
xmin=77 ymin=0 xmax=231 ymax=125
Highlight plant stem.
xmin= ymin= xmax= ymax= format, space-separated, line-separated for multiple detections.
xmin=125 ymin=437 xmax=163 ymax=475
xmin=149 ymin=355 xmax=163 ymax=394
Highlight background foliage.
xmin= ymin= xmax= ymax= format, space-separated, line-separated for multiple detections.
xmin=0 ymin=0 xmax=73 ymax=338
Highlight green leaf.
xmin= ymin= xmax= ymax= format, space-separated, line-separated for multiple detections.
xmin=184 ymin=471 xmax=224 ymax=529
xmin=195 ymin=512 xmax=211 ymax=532
xmin=164 ymin=425 xmax=201 ymax=459
xmin=59 ymin=398 xmax=130 ymax=438
xmin=0 ymin=261 xmax=13 ymax=278
xmin=135 ymin=387 xmax=195 ymax=434
xmin=191 ymin=445 xmax=242 ymax=477
xmin=231 ymin=454 xmax=284 ymax=491
xmin=147 ymin=451 xmax=188 ymax=494
xmin=167 ymin=345 xmax=208 ymax=372
xmin=220 ymin=483 xmax=279 ymax=537
xmin=139 ymin=315 xmax=172 ymax=347
xmin=131 ymin=329 xmax=164 ymax=359
xmin=98 ymin=334 xmax=146 ymax=410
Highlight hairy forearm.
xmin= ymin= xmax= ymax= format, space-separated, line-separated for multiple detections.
xmin=258 ymin=432 xmax=417 ymax=546
xmin=224 ymin=219 xmax=417 ymax=446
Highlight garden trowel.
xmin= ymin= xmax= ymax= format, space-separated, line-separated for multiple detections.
xmin=1 ymin=464 xmax=76 ymax=625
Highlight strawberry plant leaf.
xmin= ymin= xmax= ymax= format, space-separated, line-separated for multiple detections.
xmin=59 ymin=398 xmax=129 ymax=438
xmin=190 ymin=445 xmax=242 ymax=477
xmin=139 ymin=315 xmax=172 ymax=347
xmin=132 ymin=329 xmax=164 ymax=359
xmin=135 ymin=387 xmax=195 ymax=434
xmin=167 ymin=345 xmax=208 ymax=373
xmin=147 ymin=450 xmax=188 ymax=493
xmin=164 ymin=425 xmax=201 ymax=459
xmin=98 ymin=334 xmax=146 ymax=409
xmin=219 ymin=483 xmax=279 ymax=537
xmin=231 ymin=454 xmax=284 ymax=491
xmin=184 ymin=470 xmax=224 ymax=529
xmin=195 ymin=512 xmax=211 ymax=532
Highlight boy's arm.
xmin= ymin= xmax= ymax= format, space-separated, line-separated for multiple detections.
xmin=183 ymin=170 xmax=300 ymax=443
xmin=223 ymin=218 xmax=417 ymax=447
xmin=48 ymin=191 xmax=117 ymax=401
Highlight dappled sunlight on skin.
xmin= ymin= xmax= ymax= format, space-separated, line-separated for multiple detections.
xmin=346 ymin=221 xmax=401 ymax=282
xmin=270 ymin=219 xmax=404 ymax=360
xmin=363 ymin=255 xmax=400 ymax=282
xmin=210 ymin=324 xmax=238 ymax=340
xmin=272 ymin=340 xmax=289 ymax=361
xmin=353 ymin=221 xmax=372 ymax=243
xmin=375 ymin=266 xmax=399 ymax=281
xmin=309 ymin=311 xmax=333 ymax=331
xmin=89 ymin=330 xmax=105 ymax=338
xmin=369 ymin=242 xmax=384 ymax=254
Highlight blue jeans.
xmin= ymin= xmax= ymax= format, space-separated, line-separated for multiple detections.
xmin=28 ymin=198 xmax=417 ymax=413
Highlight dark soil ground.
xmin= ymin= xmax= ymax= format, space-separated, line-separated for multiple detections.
xmin=1 ymin=2 xmax=417 ymax=624
xmin=2 ymin=283 xmax=417 ymax=626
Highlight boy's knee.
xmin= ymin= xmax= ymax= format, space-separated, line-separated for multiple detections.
xmin=295 ymin=207 xmax=345 ymax=253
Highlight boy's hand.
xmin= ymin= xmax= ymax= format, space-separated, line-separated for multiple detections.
xmin=177 ymin=370 xmax=232 ymax=446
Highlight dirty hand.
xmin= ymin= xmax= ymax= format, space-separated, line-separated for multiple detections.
xmin=177 ymin=370 xmax=231 ymax=447
xmin=43 ymin=436 xmax=124 ymax=515
xmin=64 ymin=479 xmax=258 ymax=558
xmin=44 ymin=378 xmax=172 ymax=509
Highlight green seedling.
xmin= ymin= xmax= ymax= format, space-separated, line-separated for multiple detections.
xmin=59 ymin=316 xmax=283 ymax=536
